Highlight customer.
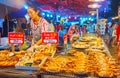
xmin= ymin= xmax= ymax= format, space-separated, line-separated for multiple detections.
xmin=27 ymin=4 xmax=51 ymax=44
xmin=55 ymin=23 xmax=61 ymax=32
xmin=111 ymin=24 xmax=117 ymax=47
xmin=68 ymin=24 xmax=79 ymax=43
xmin=83 ymin=25 xmax=87 ymax=34
xmin=116 ymin=23 xmax=120 ymax=63
xmin=95 ymin=24 xmax=101 ymax=37
xmin=116 ymin=23 xmax=120 ymax=49
xmin=68 ymin=24 xmax=79 ymax=35
xmin=58 ymin=25 xmax=67 ymax=46
xmin=108 ymin=23 xmax=116 ymax=47
xmin=3 ymin=15 xmax=15 ymax=37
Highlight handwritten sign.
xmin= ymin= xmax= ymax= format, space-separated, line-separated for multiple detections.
xmin=8 ymin=32 xmax=24 ymax=44
xmin=42 ymin=32 xmax=58 ymax=44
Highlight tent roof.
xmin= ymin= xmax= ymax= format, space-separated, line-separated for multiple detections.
xmin=0 ymin=0 xmax=107 ymax=18
xmin=34 ymin=0 xmax=97 ymax=16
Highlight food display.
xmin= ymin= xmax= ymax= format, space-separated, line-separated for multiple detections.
xmin=72 ymin=42 xmax=89 ymax=49
xmin=0 ymin=35 xmax=119 ymax=78
xmin=67 ymin=37 xmax=119 ymax=77
xmin=16 ymin=44 xmax=56 ymax=70
xmin=35 ymin=44 xmax=56 ymax=56
xmin=72 ymin=36 xmax=79 ymax=41
xmin=0 ymin=50 xmax=26 ymax=66
xmin=79 ymin=37 xmax=92 ymax=42
xmin=89 ymin=52 xmax=119 ymax=77
xmin=40 ymin=52 xmax=89 ymax=74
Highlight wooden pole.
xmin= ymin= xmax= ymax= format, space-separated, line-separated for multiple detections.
xmin=11 ymin=44 xmax=15 ymax=52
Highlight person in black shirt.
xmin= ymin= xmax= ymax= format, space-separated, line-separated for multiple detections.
xmin=3 ymin=15 xmax=15 ymax=37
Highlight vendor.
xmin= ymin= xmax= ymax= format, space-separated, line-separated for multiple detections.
xmin=83 ymin=25 xmax=87 ymax=34
xmin=27 ymin=4 xmax=51 ymax=45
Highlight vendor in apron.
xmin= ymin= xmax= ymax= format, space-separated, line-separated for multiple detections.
xmin=27 ymin=4 xmax=50 ymax=45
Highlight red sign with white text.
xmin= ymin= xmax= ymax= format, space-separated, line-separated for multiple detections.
xmin=8 ymin=32 xmax=24 ymax=44
xmin=42 ymin=32 xmax=58 ymax=44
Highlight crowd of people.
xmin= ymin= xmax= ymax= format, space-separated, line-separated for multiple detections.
xmin=95 ymin=22 xmax=120 ymax=48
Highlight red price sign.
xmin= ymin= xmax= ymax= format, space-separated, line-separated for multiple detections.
xmin=8 ymin=32 xmax=24 ymax=44
xmin=42 ymin=32 xmax=58 ymax=44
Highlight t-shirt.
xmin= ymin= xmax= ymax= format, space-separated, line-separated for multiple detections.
xmin=30 ymin=18 xmax=49 ymax=42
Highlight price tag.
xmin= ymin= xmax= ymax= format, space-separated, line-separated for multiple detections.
xmin=8 ymin=32 xmax=24 ymax=44
xmin=42 ymin=32 xmax=58 ymax=44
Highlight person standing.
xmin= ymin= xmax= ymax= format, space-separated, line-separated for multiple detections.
xmin=2 ymin=15 xmax=8 ymax=37
xmin=83 ymin=25 xmax=87 ymax=34
xmin=116 ymin=23 xmax=120 ymax=63
xmin=27 ymin=4 xmax=51 ymax=45
xmin=95 ymin=24 xmax=101 ymax=37
xmin=108 ymin=23 xmax=116 ymax=47
xmin=116 ymin=24 xmax=120 ymax=48
xmin=68 ymin=24 xmax=79 ymax=43
xmin=55 ymin=23 xmax=61 ymax=32
xmin=3 ymin=15 xmax=15 ymax=37
xmin=58 ymin=25 xmax=67 ymax=46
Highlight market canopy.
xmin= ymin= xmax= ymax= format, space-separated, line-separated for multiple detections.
xmin=0 ymin=0 xmax=107 ymax=18
xmin=34 ymin=0 xmax=94 ymax=16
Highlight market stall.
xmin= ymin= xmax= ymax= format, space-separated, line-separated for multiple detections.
xmin=0 ymin=33 xmax=119 ymax=78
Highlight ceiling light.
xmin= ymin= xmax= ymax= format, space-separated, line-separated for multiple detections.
xmin=89 ymin=11 xmax=97 ymax=14
xmin=88 ymin=3 xmax=101 ymax=9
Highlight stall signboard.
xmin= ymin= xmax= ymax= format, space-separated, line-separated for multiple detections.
xmin=64 ymin=34 xmax=67 ymax=44
xmin=42 ymin=32 xmax=58 ymax=44
xmin=8 ymin=32 xmax=24 ymax=44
